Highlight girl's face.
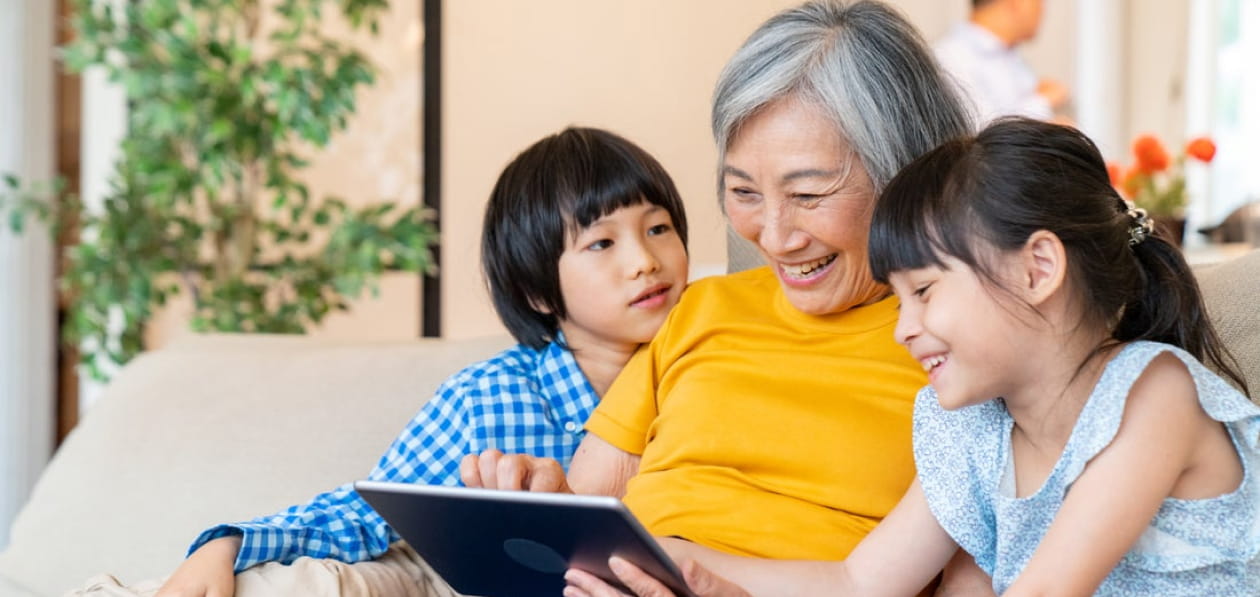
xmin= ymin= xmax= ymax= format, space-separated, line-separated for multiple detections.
xmin=887 ymin=254 xmax=1031 ymax=410
xmin=723 ymin=96 xmax=888 ymax=315
xmin=555 ymin=201 xmax=688 ymax=353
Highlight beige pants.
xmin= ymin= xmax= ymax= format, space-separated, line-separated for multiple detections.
xmin=66 ymin=543 xmax=465 ymax=597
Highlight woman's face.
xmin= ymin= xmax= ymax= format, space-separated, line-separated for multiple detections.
xmin=723 ymin=97 xmax=888 ymax=315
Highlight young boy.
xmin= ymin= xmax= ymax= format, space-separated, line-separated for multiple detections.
xmin=154 ymin=127 xmax=690 ymax=596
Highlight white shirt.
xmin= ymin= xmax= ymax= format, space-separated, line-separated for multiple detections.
xmin=934 ymin=22 xmax=1052 ymax=127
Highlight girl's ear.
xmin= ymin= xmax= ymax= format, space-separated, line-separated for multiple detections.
xmin=1020 ymin=229 xmax=1067 ymax=306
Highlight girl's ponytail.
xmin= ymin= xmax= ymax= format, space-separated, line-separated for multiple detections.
xmin=1115 ymin=212 xmax=1249 ymax=394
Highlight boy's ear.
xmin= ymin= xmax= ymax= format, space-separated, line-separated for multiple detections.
xmin=1020 ymin=229 xmax=1067 ymax=306
xmin=528 ymin=294 xmax=553 ymax=315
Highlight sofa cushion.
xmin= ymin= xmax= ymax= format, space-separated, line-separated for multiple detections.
xmin=0 ymin=333 xmax=510 ymax=596
xmin=1196 ymin=248 xmax=1260 ymax=399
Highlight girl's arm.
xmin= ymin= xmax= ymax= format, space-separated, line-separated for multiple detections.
xmin=1004 ymin=353 xmax=1208 ymax=596
xmin=572 ymin=479 xmax=959 ymax=597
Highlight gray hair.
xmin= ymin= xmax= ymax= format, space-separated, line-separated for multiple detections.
xmin=712 ymin=0 xmax=972 ymax=195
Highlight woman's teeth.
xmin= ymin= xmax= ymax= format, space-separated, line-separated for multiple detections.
xmin=781 ymin=255 xmax=837 ymax=278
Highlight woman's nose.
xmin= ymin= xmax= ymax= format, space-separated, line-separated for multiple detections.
xmin=758 ymin=200 xmax=807 ymax=256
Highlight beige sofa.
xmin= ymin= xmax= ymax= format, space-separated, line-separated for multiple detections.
xmin=0 ymin=249 xmax=1256 ymax=597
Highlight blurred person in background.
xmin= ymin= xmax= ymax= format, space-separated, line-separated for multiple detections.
xmin=934 ymin=0 xmax=1071 ymax=126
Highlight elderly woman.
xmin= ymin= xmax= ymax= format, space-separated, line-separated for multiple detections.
xmin=465 ymin=0 xmax=975 ymax=594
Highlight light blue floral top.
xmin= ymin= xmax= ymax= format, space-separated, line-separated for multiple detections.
xmin=914 ymin=341 xmax=1260 ymax=596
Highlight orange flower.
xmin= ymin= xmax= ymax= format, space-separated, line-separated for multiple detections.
xmin=1185 ymin=137 xmax=1216 ymax=163
xmin=1106 ymin=161 xmax=1124 ymax=188
xmin=1120 ymin=166 xmax=1145 ymax=198
xmin=1132 ymin=134 xmax=1170 ymax=173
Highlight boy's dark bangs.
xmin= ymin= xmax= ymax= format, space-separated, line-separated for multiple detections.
xmin=567 ymin=145 xmax=683 ymax=243
xmin=571 ymin=167 xmax=655 ymax=230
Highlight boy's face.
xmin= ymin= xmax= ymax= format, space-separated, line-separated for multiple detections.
xmin=555 ymin=201 xmax=688 ymax=354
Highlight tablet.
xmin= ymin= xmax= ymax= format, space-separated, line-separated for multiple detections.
xmin=355 ymin=480 xmax=697 ymax=597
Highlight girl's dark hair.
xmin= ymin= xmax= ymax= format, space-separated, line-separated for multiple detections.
xmin=481 ymin=127 xmax=689 ymax=349
xmin=869 ymin=117 xmax=1247 ymax=394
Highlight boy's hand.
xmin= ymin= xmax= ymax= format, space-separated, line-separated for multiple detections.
xmin=460 ymin=449 xmax=571 ymax=492
xmin=154 ymin=535 xmax=240 ymax=597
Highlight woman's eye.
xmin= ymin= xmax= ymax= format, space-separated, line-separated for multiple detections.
xmin=794 ymin=193 xmax=824 ymax=203
xmin=586 ymin=239 xmax=613 ymax=251
xmin=647 ymin=224 xmax=672 ymax=236
xmin=729 ymin=188 xmax=759 ymax=201
xmin=913 ymin=283 xmax=933 ymax=298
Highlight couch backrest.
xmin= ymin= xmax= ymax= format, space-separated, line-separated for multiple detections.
xmin=0 ymin=333 xmax=511 ymax=596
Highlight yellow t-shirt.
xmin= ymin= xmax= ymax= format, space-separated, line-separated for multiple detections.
xmin=586 ymin=267 xmax=927 ymax=560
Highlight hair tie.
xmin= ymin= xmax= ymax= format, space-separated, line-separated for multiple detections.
xmin=1124 ymin=200 xmax=1154 ymax=246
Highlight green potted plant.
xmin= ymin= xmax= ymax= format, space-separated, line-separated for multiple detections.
xmin=0 ymin=0 xmax=436 ymax=379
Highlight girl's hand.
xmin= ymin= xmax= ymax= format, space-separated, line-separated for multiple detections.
xmin=154 ymin=535 xmax=240 ymax=597
xmin=459 ymin=448 xmax=571 ymax=492
xmin=563 ymin=556 xmax=753 ymax=597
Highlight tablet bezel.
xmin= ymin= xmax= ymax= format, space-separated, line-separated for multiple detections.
xmin=355 ymin=480 xmax=698 ymax=597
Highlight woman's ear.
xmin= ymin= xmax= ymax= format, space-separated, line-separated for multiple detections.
xmin=1020 ymin=230 xmax=1067 ymax=306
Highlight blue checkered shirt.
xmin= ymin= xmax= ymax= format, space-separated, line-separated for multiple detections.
xmin=187 ymin=339 xmax=599 ymax=572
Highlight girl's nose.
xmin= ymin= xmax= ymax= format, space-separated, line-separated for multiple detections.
xmin=893 ymin=303 xmax=921 ymax=346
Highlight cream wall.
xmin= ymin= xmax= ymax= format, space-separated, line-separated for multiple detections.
xmin=144 ymin=0 xmax=1191 ymax=345
xmin=437 ymin=0 xmax=1080 ymax=339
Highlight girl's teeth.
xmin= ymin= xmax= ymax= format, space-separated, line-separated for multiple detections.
xmin=921 ymin=355 xmax=946 ymax=371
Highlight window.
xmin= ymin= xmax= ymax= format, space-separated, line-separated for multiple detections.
xmin=1206 ymin=0 xmax=1260 ymax=225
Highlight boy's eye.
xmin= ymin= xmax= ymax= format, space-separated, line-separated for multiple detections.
xmin=586 ymin=239 xmax=613 ymax=251
xmin=647 ymin=224 xmax=672 ymax=236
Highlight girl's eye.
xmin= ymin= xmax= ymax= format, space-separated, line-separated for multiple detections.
xmin=647 ymin=224 xmax=672 ymax=236
xmin=913 ymin=283 xmax=933 ymax=299
xmin=586 ymin=239 xmax=613 ymax=251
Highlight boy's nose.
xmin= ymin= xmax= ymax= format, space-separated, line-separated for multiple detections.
xmin=630 ymin=244 xmax=661 ymax=278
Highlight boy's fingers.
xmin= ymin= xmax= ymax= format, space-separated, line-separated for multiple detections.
xmin=477 ymin=448 xmax=504 ymax=489
xmin=526 ymin=459 xmax=569 ymax=493
xmin=458 ymin=454 xmax=482 ymax=487
xmin=495 ymin=454 xmax=529 ymax=490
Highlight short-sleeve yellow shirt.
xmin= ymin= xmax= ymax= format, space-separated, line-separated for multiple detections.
xmin=586 ymin=266 xmax=927 ymax=560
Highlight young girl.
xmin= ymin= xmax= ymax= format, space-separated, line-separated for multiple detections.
xmin=154 ymin=127 xmax=691 ymax=597
xmin=566 ymin=118 xmax=1258 ymax=597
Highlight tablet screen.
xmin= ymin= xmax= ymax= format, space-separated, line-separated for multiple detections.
xmin=356 ymin=481 xmax=697 ymax=597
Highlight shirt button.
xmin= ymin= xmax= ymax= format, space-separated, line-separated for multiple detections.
xmin=564 ymin=421 xmax=578 ymax=433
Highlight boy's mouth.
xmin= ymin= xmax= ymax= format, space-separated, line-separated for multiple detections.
xmin=630 ymin=284 xmax=671 ymax=307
